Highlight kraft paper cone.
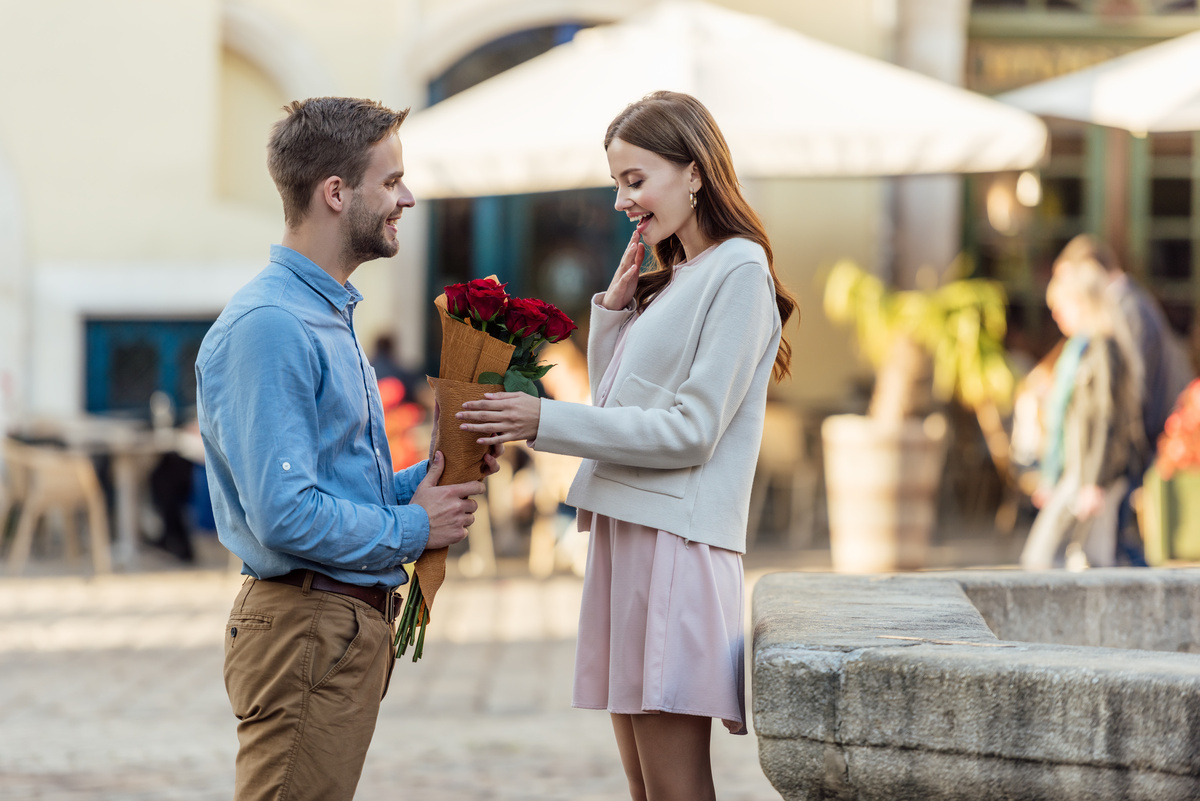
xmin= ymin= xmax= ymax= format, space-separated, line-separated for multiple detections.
xmin=436 ymin=306 xmax=516 ymax=383
xmin=412 ymin=376 xmax=504 ymax=619
xmin=434 ymin=286 xmax=516 ymax=384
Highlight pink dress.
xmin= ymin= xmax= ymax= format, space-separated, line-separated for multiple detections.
xmin=571 ymin=247 xmax=748 ymax=735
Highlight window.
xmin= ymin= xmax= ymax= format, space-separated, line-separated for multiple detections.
xmin=85 ymin=320 xmax=215 ymax=418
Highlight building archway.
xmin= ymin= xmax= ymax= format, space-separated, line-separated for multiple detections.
xmin=411 ymin=17 xmax=637 ymax=375
xmin=400 ymin=0 xmax=637 ymax=93
xmin=220 ymin=0 xmax=335 ymax=100
xmin=380 ymin=3 xmax=636 ymax=371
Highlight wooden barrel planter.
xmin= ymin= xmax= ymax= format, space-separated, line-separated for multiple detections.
xmin=820 ymin=413 xmax=948 ymax=573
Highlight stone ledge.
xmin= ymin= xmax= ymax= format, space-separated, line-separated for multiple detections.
xmin=752 ymin=571 xmax=1200 ymax=801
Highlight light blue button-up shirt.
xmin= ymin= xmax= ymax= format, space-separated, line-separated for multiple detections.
xmin=196 ymin=245 xmax=429 ymax=589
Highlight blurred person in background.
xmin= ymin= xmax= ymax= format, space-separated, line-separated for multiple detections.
xmin=1021 ymin=252 xmax=1145 ymax=570
xmin=370 ymin=332 xmax=430 ymax=410
xmin=1052 ymin=235 xmax=1194 ymax=564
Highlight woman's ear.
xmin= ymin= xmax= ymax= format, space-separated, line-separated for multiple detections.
xmin=688 ymin=161 xmax=702 ymax=193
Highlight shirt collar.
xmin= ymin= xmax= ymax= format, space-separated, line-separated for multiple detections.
xmin=270 ymin=244 xmax=364 ymax=312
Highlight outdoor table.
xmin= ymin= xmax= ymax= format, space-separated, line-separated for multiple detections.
xmin=13 ymin=415 xmax=184 ymax=570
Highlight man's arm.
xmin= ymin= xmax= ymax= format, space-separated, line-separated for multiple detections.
xmin=206 ymin=307 xmax=433 ymax=569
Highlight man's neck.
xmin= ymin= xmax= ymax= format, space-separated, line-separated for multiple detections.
xmin=280 ymin=227 xmax=357 ymax=285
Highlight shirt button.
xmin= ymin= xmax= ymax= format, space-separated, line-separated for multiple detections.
xmin=375 ymin=447 xmax=380 ymax=456
xmin=282 ymin=462 xmax=291 ymax=471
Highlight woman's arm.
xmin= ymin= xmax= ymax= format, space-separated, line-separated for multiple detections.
xmin=459 ymin=264 xmax=779 ymax=470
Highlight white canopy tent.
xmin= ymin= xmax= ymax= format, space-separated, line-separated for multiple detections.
xmin=997 ymin=30 xmax=1200 ymax=134
xmin=401 ymin=1 xmax=1048 ymax=198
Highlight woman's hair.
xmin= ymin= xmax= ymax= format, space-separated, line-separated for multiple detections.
xmin=1046 ymin=256 xmax=1113 ymax=335
xmin=604 ymin=91 xmax=797 ymax=382
xmin=1054 ymin=233 xmax=1121 ymax=276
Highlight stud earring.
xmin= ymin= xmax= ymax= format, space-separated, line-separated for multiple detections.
xmin=689 ymin=190 xmax=698 ymax=209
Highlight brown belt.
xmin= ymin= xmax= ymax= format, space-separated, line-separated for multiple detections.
xmin=262 ymin=569 xmax=398 ymax=621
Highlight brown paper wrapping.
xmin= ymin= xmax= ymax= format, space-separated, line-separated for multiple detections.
xmin=411 ymin=377 xmax=503 ymax=618
xmin=412 ymin=293 xmax=515 ymax=621
xmin=434 ymin=296 xmax=515 ymax=383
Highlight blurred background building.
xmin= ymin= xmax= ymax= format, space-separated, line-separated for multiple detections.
xmin=967 ymin=0 xmax=1200 ymax=358
xmin=1 ymin=0 xmax=1197 ymax=528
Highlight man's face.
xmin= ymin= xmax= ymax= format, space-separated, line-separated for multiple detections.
xmin=344 ymin=133 xmax=415 ymax=263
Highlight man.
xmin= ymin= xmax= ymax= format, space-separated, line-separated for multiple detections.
xmin=196 ymin=97 xmax=491 ymax=801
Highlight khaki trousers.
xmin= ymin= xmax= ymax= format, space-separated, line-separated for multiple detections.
xmin=223 ymin=576 xmax=395 ymax=801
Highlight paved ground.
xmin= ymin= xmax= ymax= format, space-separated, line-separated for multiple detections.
xmin=0 ymin=532 xmax=1021 ymax=801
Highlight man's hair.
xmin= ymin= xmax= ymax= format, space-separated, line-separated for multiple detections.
xmin=267 ymin=97 xmax=410 ymax=227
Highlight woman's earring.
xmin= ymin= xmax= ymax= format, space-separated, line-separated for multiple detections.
xmin=689 ymin=190 xmax=698 ymax=209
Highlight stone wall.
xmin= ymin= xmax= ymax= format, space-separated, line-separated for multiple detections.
xmin=752 ymin=570 xmax=1200 ymax=800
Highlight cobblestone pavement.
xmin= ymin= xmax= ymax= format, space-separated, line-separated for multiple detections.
xmin=0 ymin=551 xmax=796 ymax=800
xmin=0 ymin=531 xmax=1019 ymax=801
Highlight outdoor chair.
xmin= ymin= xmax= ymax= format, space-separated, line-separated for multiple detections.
xmin=2 ymin=438 xmax=112 ymax=575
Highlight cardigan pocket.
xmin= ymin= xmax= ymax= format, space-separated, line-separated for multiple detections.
xmin=593 ymin=461 xmax=693 ymax=498
xmin=593 ymin=374 xmax=692 ymax=498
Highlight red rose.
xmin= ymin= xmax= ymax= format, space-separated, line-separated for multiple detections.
xmin=540 ymin=303 xmax=578 ymax=343
xmin=505 ymin=297 xmax=549 ymax=338
xmin=465 ymin=278 xmax=509 ymax=323
xmin=444 ymin=282 xmax=470 ymax=318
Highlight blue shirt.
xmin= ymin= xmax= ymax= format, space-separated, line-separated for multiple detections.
xmin=195 ymin=244 xmax=430 ymax=589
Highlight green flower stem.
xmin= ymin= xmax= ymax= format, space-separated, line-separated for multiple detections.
xmin=413 ymin=606 xmax=428 ymax=662
xmin=394 ymin=574 xmax=424 ymax=660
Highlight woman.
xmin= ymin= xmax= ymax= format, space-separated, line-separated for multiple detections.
xmin=1021 ymin=253 xmax=1144 ymax=570
xmin=458 ymin=91 xmax=796 ymax=800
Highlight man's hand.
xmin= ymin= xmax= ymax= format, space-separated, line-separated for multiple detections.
xmin=412 ymin=451 xmax=485 ymax=550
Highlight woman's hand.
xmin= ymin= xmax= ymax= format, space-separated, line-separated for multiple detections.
xmin=481 ymin=443 xmax=505 ymax=477
xmin=458 ymin=392 xmax=541 ymax=446
xmin=1031 ymin=485 xmax=1052 ymax=510
xmin=601 ymin=223 xmax=646 ymax=311
xmin=1074 ymin=484 xmax=1105 ymax=519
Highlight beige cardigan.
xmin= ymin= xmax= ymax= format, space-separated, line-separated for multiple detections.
xmin=535 ymin=237 xmax=781 ymax=553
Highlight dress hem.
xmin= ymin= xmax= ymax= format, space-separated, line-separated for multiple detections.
xmin=570 ymin=702 xmax=747 ymax=735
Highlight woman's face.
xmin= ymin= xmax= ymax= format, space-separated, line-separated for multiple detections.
xmin=1051 ymin=295 xmax=1084 ymax=337
xmin=607 ymin=137 xmax=700 ymax=249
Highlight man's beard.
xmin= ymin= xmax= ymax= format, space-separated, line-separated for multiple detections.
xmin=345 ymin=194 xmax=398 ymax=263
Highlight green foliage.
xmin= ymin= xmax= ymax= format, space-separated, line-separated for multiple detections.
xmin=823 ymin=259 xmax=1015 ymax=413
xmin=479 ymin=363 xmax=554 ymax=398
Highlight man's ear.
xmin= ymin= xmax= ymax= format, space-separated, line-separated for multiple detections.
xmin=321 ymin=176 xmax=347 ymax=213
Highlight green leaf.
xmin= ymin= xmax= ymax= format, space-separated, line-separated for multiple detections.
xmin=478 ymin=372 xmax=504 ymax=385
xmin=503 ymin=371 xmax=540 ymax=397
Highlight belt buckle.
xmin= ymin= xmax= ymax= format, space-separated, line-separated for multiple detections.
xmin=386 ymin=591 xmax=399 ymax=623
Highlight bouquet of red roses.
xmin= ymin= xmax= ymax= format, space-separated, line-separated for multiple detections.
xmin=394 ymin=277 xmax=577 ymax=660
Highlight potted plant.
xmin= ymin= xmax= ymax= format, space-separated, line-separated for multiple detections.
xmin=821 ymin=259 xmax=1014 ymax=572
